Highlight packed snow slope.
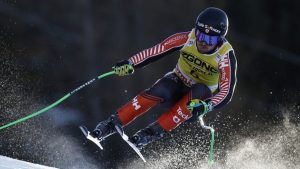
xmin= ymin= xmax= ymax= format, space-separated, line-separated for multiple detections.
xmin=0 ymin=155 xmax=57 ymax=169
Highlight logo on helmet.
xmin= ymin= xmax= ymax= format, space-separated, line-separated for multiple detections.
xmin=197 ymin=22 xmax=221 ymax=34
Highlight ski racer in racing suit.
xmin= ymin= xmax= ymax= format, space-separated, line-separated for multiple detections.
xmin=90 ymin=7 xmax=237 ymax=150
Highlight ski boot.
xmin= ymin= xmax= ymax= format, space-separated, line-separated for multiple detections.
xmin=130 ymin=122 xmax=166 ymax=150
xmin=91 ymin=114 xmax=122 ymax=140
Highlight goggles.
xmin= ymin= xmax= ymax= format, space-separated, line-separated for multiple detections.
xmin=195 ymin=29 xmax=220 ymax=45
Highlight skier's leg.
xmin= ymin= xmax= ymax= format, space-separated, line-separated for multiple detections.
xmin=92 ymin=72 xmax=187 ymax=140
xmin=117 ymin=91 xmax=162 ymax=126
xmin=130 ymin=84 xmax=212 ymax=148
xmin=129 ymin=93 xmax=191 ymax=149
xmin=117 ymin=72 xmax=188 ymax=126
xmin=157 ymin=92 xmax=193 ymax=131
xmin=92 ymin=91 xmax=162 ymax=140
xmin=158 ymin=83 xmax=212 ymax=131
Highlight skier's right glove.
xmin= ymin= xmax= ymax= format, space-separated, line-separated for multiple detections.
xmin=113 ymin=60 xmax=134 ymax=76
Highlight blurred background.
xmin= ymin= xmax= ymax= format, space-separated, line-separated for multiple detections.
xmin=0 ymin=0 xmax=299 ymax=169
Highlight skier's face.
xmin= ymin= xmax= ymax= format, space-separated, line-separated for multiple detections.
xmin=195 ymin=30 xmax=219 ymax=54
xmin=196 ymin=40 xmax=217 ymax=54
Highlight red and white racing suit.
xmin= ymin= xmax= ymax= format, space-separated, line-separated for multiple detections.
xmin=116 ymin=29 xmax=237 ymax=132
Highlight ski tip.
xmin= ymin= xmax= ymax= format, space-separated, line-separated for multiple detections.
xmin=114 ymin=125 xmax=147 ymax=163
xmin=79 ymin=125 xmax=89 ymax=137
xmin=79 ymin=125 xmax=104 ymax=150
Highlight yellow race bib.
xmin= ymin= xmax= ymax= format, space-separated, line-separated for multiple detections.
xmin=177 ymin=29 xmax=233 ymax=91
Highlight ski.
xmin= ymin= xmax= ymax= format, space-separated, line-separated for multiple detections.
xmin=114 ymin=124 xmax=146 ymax=162
xmin=79 ymin=125 xmax=103 ymax=150
xmin=79 ymin=125 xmax=146 ymax=162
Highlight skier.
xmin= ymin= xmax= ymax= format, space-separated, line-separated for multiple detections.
xmin=90 ymin=7 xmax=237 ymax=150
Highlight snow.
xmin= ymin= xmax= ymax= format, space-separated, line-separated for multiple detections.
xmin=0 ymin=156 xmax=57 ymax=169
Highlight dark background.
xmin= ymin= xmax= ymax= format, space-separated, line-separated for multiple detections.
xmin=0 ymin=0 xmax=299 ymax=169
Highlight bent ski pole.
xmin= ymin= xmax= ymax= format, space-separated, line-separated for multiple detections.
xmin=0 ymin=71 xmax=115 ymax=131
xmin=199 ymin=113 xmax=215 ymax=165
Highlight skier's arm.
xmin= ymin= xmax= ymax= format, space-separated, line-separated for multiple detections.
xmin=210 ymin=50 xmax=237 ymax=110
xmin=128 ymin=31 xmax=190 ymax=69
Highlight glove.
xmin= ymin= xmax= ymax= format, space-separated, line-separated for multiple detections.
xmin=186 ymin=99 xmax=209 ymax=118
xmin=113 ymin=60 xmax=134 ymax=76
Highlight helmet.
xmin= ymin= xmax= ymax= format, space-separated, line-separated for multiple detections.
xmin=195 ymin=7 xmax=229 ymax=37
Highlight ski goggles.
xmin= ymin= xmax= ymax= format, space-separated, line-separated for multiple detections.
xmin=195 ymin=29 xmax=220 ymax=46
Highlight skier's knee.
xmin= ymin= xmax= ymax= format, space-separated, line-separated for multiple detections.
xmin=191 ymin=84 xmax=212 ymax=100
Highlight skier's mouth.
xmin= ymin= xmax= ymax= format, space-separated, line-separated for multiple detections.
xmin=196 ymin=41 xmax=216 ymax=54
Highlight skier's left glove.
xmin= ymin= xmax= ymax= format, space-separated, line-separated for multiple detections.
xmin=113 ymin=60 xmax=134 ymax=76
xmin=186 ymin=99 xmax=210 ymax=118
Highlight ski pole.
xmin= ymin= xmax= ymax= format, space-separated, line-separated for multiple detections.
xmin=199 ymin=113 xmax=215 ymax=165
xmin=0 ymin=71 xmax=115 ymax=131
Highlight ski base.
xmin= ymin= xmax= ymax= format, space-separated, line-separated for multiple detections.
xmin=79 ymin=125 xmax=103 ymax=150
